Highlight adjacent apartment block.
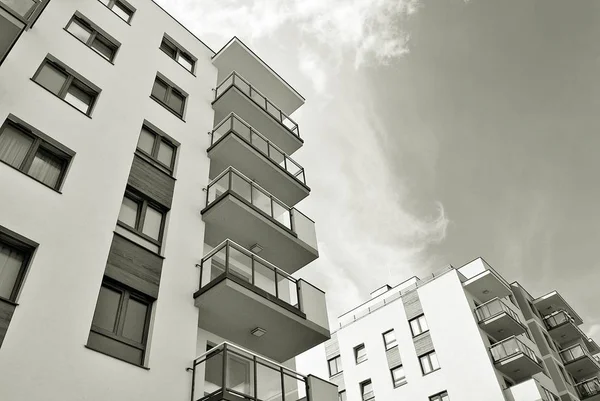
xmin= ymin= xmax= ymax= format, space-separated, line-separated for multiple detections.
xmin=325 ymin=258 xmax=600 ymax=401
xmin=0 ymin=0 xmax=336 ymax=400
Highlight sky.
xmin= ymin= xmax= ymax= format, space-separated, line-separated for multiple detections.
xmin=156 ymin=0 xmax=600 ymax=376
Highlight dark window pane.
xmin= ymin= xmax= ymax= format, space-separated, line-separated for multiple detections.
xmin=160 ymin=39 xmax=176 ymax=59
xmin=87 ymin=331 xmax=143 ymax=365
xmin=28 ymin=148 xmax=63 ymax=188
xmin=92 ymin=286 xmax=121 ymax=332
xmin=0 ymin=125 xmax=33 ymax=169
xmin=137 ymin=127 xmax=155 ymax=155
xmin=65 ymin=83 xmax=94 ymax=114
xmin=167 ymin=90 xmax=185 ymax=115
xmin=35 ymin=63 xmax=68 ymax=95
xmin=67 ymin=19 xmax=92 ymax=43
xmin=157 ymin=141 xmax=174 ymax=167
xmin=118 ymin=196 xmax=138 ymax=227
xmin=151 ymin=79 xmax=167 ymax=101
xmin=91 ymin=36 xmax=116 ymax=61
xmin=112 ymin=1 xmax=132 ymax=22
xmin=0 ymin=242 xmax=25 ymax=300
xmin=122 ymin=297 xmax=148 ymax=343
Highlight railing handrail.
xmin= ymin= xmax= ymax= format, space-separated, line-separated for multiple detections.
xmin=490 ymin=335 xmax=539 ymax=362
xmin=576 ymin=377 xmax=600 ymax=387
xmin=543 ymin=309 xmax=572 ymax=321
xmin=214 ymin=71 xmax=299 ymax=135
xmin=560 ymin=343 xmax=586 ymax=355
xmin=474 ymin=297 xmax=521 ymax=322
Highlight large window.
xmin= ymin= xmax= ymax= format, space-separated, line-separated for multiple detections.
xmin=117 ymin=191 xmax=166 ymax=250
xmin=136 ymin=125 xmax=177 ymax=173
xmin=151 ymin=75 xmax=186 ymax=118
xmin=360 ymin=379 xmax=374 ymax=401
xmin=0 ymin=235 xmax=33 ymax=302
xmin=354 ymin=344 xmax=367 ymax=364
xmin=338 ymin=391 xmax=346 ymax=401
xmin=87 ymin=278 xmax=152 ymax=366
xmin=391 ymin=365 xmax=406 ymax=387
xmin=409 ymin=314 xmax=429 ymax=337
xmin=429 ymin=391 xmax=449 ymax=401
xmin=383 ymin=329 xmax=397 ymax=350
xmin=0 ymin=118 xmax=72 ymax=190
xmin=160 ymin=35 xmax=196 ymax=73
xmin=32 ymin=58 xmax=100 ymax=116
xmin=99 ymin=0 xmax=134 ymax=23
xmin=328 ymin=355 xmax=342 ymax=376
xmin=65 ymin=14 xmax=120 ymax=62
xmin=419 ymin=351 xmax=440 ymax=375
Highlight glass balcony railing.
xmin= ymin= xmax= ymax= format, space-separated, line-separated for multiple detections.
xmin=0 ymin=0 xmax=41 ymax=20
xmin=576 ymin=378 xmax=600 ymax=399
xmin=214 ymin=72 xmax=300 ymax=138
xmin=490 ymin=336 xmax=540 ymax=364
xmin=211 ymin=113 xmax=306 ymax=185
xmin=191 ymin=342 xmax=308 ymax=401
xmin=199 ymin=240 xmax=300 ymax=310
xmin=544 ymin=310 xmax=575 ymax=330
xmin=475 ymin=298 xmax=522 ymax=324
xmin=205 ymin=167 xmax=317 ymax=249
xmin=560 ymin=344 xmax=598 ymax=365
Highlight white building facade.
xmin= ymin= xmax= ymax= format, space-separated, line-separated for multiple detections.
xmin=0 ymin=1 xmax=336 ymax=400
xmin=326 ymin=258 xmax=600 ymax=401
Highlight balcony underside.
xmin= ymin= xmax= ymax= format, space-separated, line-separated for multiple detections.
xmin=194 ymin=276 xmax=329 ymax=362
xmin=534 ymin=292 xmax=583 ymax=325
xmin=581 ymin=393 xmax=600 ymax=401
xmin=494 ymin=354 xmax=543 ymax=382
xmin=564 ymin=357 xmax=600 ymax=381
xmin=213 ymin=87 xmax=302 ymax=155
xmin=463 ymin=270 xmax=512 ymax=302
xmin=208 ymin=133 xmax=309 ymax=206
xmin=548 ymin=322 xmax=585 ymax=346
xmin=201 ymin=193 xmax=318 ymax=274
xmin=479 ymin=313 xmax=526 ymax=341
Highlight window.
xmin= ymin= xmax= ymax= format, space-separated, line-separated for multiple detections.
xmin=328 ymin=355 xmax=342 ymax=376
xmin=338 ymin=391 xmax=346 ymax=401
xmin=0 ymin=234 xmax=34 ymax=302
xmin=65 ymin=15 xmax=119 ymax=62
xmin=160 ymin=36 xmax=196 ymax=73
xmin=419 ymin=351 xmax=440 ymax=375
xmin=360 ymin=379 xmax=374 ymax=401
xmin=391 ymin=365 xmax=406 ymax=387
xmin=0 ymin=118 xmax=72 ymax=190
xmin=354 ymin=344 xmax=367 ymax=364
xmin=99 ymin=0 xmax=134 ymax=23
xmin=383 ymin=329 xmax=397 ymax=350
xmin=409 ymin=314 xmax=429 ymax=337
xmin=87 ymin=279 xmax=152 ymax=366
xmin=32 ymin=58 xmax=100 ymax=116
xmin=151 ymin=76 xmax=187 ymax=118
xmin=429 ymin=391 xmax=449 ymax=401
xmin=136 ymin=125 xmax=177 ymax=172
xmin=117 ymin=191 xmax=166 ymax=250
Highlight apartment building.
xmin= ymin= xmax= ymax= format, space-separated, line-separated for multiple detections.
xmin=325 ymin=258 xmax=600 ymax=401
xmin=0 ymin=1 xmax=336 ymax=400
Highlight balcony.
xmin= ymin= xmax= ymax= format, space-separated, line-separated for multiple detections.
xmin=190 ymin=342 xmax=337 ymax=401
xmin=212 ymin=37 xmax=305 ymax=115
xmin=576 ymin=378 xmax=600 ymax=401
xmin=212 ymin=72 xmax=302 ymax=155
xmin=490 ymin=336 xmax=543 ymax=381
xmin=458 ymin=258 xmax=512 ymax=302
xmin=475 ymin=298 xmax=526 ymax=341
xmin=0 ymin=0 xmax=46 ymax=62
xmin=194 ymin=240 xmax=329 ymax=362
xmin=560 ymin=344 xmax=600 ymax=381
xmin=201 ymin=167 xmax=318 ymax=274
xmin=544 ymin=311 xmax=587 ymax=347
xmin=208 ymin=113 xmax=309 ymax=206
xmin=533 ymin=291 xmax=583 ymax=325
xmin=503 ymin=379 xmax=559 ymax=401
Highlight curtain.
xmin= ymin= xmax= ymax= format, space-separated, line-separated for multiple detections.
xmin=28 ymin=149 xmax=62 ymax=188
xmin=0 ymin=126 xmax=33 ymax=169
xmin=0 ymin=243 xmax=24 ymax=300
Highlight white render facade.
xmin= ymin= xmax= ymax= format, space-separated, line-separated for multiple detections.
xmin=326 ymin=258 xmax=600 ymax=401
xmin=0 ymin=1 xmax=335 ymax=400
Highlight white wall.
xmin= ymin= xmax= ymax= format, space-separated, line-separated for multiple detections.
xmin=0 ymin=0 xmax=216 ymax=400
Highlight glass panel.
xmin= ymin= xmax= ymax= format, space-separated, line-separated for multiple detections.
xmin=28 ymin=148 xmax=63 ymax=188
xmin=160 ymin=39 xmax=176 ymax=59
xmin=228 ymin=246 xmax=252 ymax=283
xmin=420 ymin=355 xmax=432 ymax=374
xmin=0 ymin=125 xmax=33 ymax=169
xmin=430 ymin=352 xmax=439 ymax=370
xmin=91 ymin=36 xmax=116 ymax=61
xmin=257 ymin=363 xmax=282 ymax=401
xmin=87 ymin=331 xmax=143 ymax=365
xmin=65 ymin=83 xmax=94 ymax=114
xmin=216 ymin=74 xmax=234 ymax=97
xmin=0 ymin=243 xmax=25 ymax=300
xmin=137 ymin=127 xmax=155 ymax=155
xmin=91 ymin=285 xmax=121 ymax=332
xmin=141 ymin=206 xmax=163 ymax=240
xmin=207 ymin=174 xmax=228 ymax=204
xmin=232 ymin=117 xmax=251 ymax=142
xmin=112 ymin=1 xmax=132 ymax=21
xmin=235 ymin=77 xmax=251 ymax=96
xmin=419 ymin=316 xmax=429 ymax=332
xmin=270 ymin=146 xmax=285 ymax=167
xmin=250 ymin=89 xmax=264 ymax=107
xmin=157 ymin=141 xmax=174 ymax=167
xmin=231 ymin=172 xmax=251 ymax=202
xmin=35 ymin=63 xmax=68 ymax=95
xmin=168 ymin=90 xmax=185 ymax=115
xmin=277 ymin=275 xmax=296 ymax=306
xmin=151 ymin=79 xmax=168 ymax=101
xmin=392 ymin=366 xmax=406 ymax=385
xmin=266 ymin=100 xmax=280 ymax=120
xmin=177 ymin=52 xmax=194 ymax=72
xmin=272 ymin=200 xmax=291 ymax=229
xmin=118 ymin=196 xmax=138 ymax=227
xmin=122 ymin=297 xmax=148 ymax=343
xmin=67 ymin=19 xmax=92 ymax=43
xmin=252 ymin=134 xmax=269 ymax=155
xmin=1 ymin=0 xmax=37 ymax=17
xmin=254 ymin=259 xmax=276 ymax=296
xmin=203 ymin=349 xmax=224 ymax=395
xmin=252 ymin=186 xmax=272 ymax=216
xmin=284 ymin=373 xmax=304 ymax=401
xmin=227 ymin=353 xmax=254 ymax=397
xmin=356 ymin=346 xmax=367 ymax=363
xmin=202 ymin=246 xmax=226 ymax=286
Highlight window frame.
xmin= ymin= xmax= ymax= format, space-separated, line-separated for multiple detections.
xmin=409 ymin=314 xmax=429 ymax=337
xmin=99 ymin=0 xmax=135 ymax=23
xmin=117 ymin=190 xmax=167 ymax=248
xmin=0 ymin=227 xmax=37 ymax=303
xmin=64 ymin=13 xmax=120 ymax=63
xmin=419 ymin=351 xmax=440 ymax=375
xmin=31 ymin=56 xmax=101 ymax=116
xmin=150 ymin=74 xmax=188 ymax=119
xmin=88 ymin=278 xmax=153 ymax=366
xmin=354 ymin=343 xmax=367 ymax=364
xmin=390 ymin=365 xmax=406 ymax=388
xmin=159 ymin=34 xmax=196 ymax=74
xmin=338 ymin=390 xmax=346 ymax=401
xmin=328 ymin=355 xmax=342 ymax=377
xmin=382 ymin=329 xmax=397 ymax=350
xmin=136 ymin=123 xmax=178 ymax=174
xmin=429 ymin=390 xmax=449 ymax=401
xmin=360 ymin=379 xmax=374 ymax=401
xmin=0 ymin=116 xmax=74 ymax=191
